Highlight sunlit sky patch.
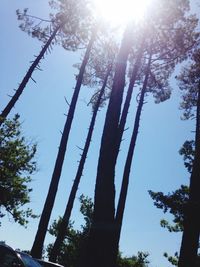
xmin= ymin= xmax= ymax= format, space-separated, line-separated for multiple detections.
xmin=92 ymin=0 xmax=153 ymax=26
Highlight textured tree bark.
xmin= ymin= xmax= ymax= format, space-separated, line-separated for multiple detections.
xmin=49 ymin=66 xmax=111 ymax=262
xmin=31 ymin=30 xmax=96 ymax=259
xmin=178 ymin=83 xmax=200 ymax=267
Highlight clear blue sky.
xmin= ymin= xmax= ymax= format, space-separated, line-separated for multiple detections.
xmin=0 ymin=1 xmax=198 ymax=266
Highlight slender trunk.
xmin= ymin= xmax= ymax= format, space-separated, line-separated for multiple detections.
xmin=178 ymin=83 xmax=200 ymax=267
xmin=81 ymin=26 xmax=132 ymax=267
xmin=31 ymin=30 xmax=96 ymax=259
xmin=0 ymin=24 xmax=62 ymax=125
xmin=116 ymin=41 xmax=144 ymax=160
xmin=114 ymin=52 xmax=152 ymax=257
xmin=49 ymin=66 xmax=111 ymax=262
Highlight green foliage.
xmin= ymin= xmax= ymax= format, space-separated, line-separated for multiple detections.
xmin=79 ymin=194 xmax=93 ymax=232
xmin=163 ymin=252 xmax=178 ymax=266
xmin=148 ymin=185 xmax=189 ymax=232
xmin=48 ymin=217 xmax=82 ymax=267
xmin=47 ymin=195 xmax=93 ymax=267
xmin=47 ymin=195 xmax=150 ymax=267
xmin=179 ymin=140 xmax=195 ymax=173
xmin=117 ymin=252 xmax=150 ymax=267
xmin=0 ymin=114 xmax=37 ymax=226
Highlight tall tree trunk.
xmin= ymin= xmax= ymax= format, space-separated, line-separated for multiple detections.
xmin=49 ymin=66 xmax=111 ymax=262
xmin=178 ymin=82 xmax=200 ymax=267
xmin=114 ymin=53 xmax=152 ymax=259
xmin=81 ymin=26 xmax=132 ymax=267
xmin=116 ymin=40 xmax=144 ymax=160
xmin=31 ymin=30 xmax=96 ymax=259
xmin=0 ymin=24 xmax=62 ymax=125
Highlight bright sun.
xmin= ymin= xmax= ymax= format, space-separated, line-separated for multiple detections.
xmin=93 ymin=0 xmax=153 ymax=25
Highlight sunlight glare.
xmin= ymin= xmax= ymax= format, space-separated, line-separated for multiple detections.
xmin=93 ymin=0 xmax=153 ymax=25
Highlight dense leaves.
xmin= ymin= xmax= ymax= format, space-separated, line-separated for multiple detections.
xmin=0 ymin=114 xmax=37 ymax=226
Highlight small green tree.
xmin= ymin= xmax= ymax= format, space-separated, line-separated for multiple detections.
xmin=46 ymin=195 xmax=93 ymax=267
xmin=0 ymin=114 xmax=37 ymax=226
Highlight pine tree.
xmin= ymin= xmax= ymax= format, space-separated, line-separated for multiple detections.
xmin=48 ymin=35 xmax=117 ymax=261
xmin=31 ymin=29 xmax=96 ymax=258
xmin=113 ymin=0 xmax=198 ymax=260
xmin=177 ymin=49 xmax=200 ymax=267
xmin=81 ymin=24 xmax=133 ymax=267
xmin=49 ymin=64 xmax=112 ymax=261
xmin=0 ymin=0 xmax=92 ymax=124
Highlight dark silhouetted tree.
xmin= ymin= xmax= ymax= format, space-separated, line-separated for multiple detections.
xmin=113 ymin=2 xmax=198 ymax=259
xmin=48 ymin=35 xmax=117 ymax=261
xmin=81 ymin=24 xmax=134 ymax=267
xmin=113 ymin=0 xmax=198 ymax=261
xmin=49 ymin=64 xmax=112 ymax=262
xmin=81 ymin=1 xmax=198 ymax=265
xmin=114 ymin=51 xmax=153 ymax=259
xmin=47 ymin=195 xmax=150 ymax=267
xmin=0 ymin=0 xmax=92 ymax=124
xmin=31 ymin=29 xmax=96 ymax=259
xmin=177 ymin=49 xmax=200 ymax=267
xmin=149 ymin=49 xmax=200 ymax=267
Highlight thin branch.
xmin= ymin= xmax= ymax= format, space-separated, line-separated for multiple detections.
xmin=64 ymin=96 xmax=70 ymax=106
xmin=19 ymin=13 xmax=52 ymax=23
xmin=30 ymin=77 xmax=37 ymax=83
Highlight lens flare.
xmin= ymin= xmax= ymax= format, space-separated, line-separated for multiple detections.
xmin=93 ymin=0 xmax=153 ymax=25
